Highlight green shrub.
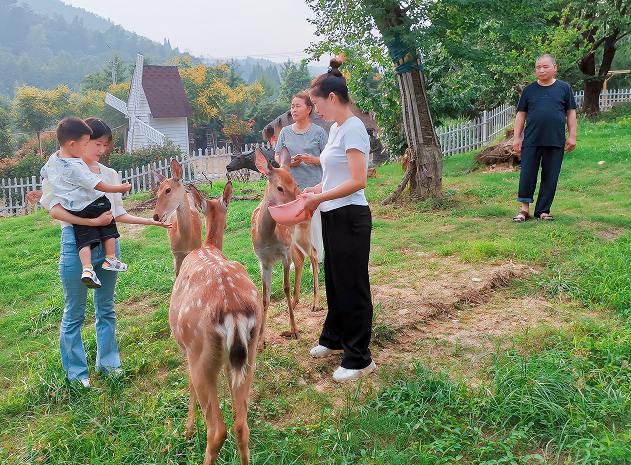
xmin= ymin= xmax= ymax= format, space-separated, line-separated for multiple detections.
xmin=107 ymin=140 xmax=182 ymax=173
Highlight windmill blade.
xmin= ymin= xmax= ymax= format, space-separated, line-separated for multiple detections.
xmin=105 ymin=93 xmax=129 ymax=116
xmin=136 ymin=118 xmax=166 ymax=145
xmin=128 ymin=54 xmax=144 ymax=114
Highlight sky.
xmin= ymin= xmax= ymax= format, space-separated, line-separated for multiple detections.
xmin=62 ymin=0 xmax=327 ymax=64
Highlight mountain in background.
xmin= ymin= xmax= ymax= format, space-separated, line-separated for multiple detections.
xmin=204 ymin=57 xmax=328 ymax=84
xmin=19 ymin=0 xmax=115 ymax=32
xmin=0 ymin=0 xmax=328 ymax=99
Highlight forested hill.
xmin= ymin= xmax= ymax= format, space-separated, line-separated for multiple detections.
xmin=0 ymin=0 xmax=182 ymax=97
xmin=19 ymin=0 xmax=114 ymax=32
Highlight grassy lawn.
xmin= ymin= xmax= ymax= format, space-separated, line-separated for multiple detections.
xmin=1 ymin=114 xmax=630 ymax=464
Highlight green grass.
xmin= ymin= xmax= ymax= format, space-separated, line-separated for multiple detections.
xmin=1 ymin=115 xmax=631 ymax=464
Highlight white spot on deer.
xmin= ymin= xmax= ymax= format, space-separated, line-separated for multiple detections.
xmin=251 ymin=289 xmax=258 ymax=296
xmin=219 ymin=284 xmax=225 ymax=291
xmin=197 ymin=298 xmax=202 ymax=307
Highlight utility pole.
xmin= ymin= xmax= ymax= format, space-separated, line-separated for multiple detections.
xmin=111 ymin=60 xmax=116 ymax=85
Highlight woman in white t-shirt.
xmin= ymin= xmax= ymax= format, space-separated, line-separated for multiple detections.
xmin=41 ymin=118 xmax=169 ymax=387
xmin=301 ymin=58 xmax=376 ymax=383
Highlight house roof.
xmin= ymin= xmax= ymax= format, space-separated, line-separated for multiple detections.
xmin=141 ymin=66 xmax=193 ymax=118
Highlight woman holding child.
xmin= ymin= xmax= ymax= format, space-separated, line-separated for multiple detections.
xmin=300 ymin=59 xmax=376 ymax=383
xmin=41 ymin=117 xmax=168 ymax=387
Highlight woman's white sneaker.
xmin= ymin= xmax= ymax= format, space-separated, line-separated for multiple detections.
xmin=310 ymin=345 xmax=344 ymax=358
xmin=332 ymin=361 xmax=376 ymax=383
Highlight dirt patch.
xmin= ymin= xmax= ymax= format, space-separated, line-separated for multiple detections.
xmin=481 ymin=163 xmax=519 ymax=174
xmin=259 ymin=256 xmax=601 ymax=392
xmin=578 ymin=220 xmax=627 ymax=242
xmin=117 ymin=222 xmax=149 ymax=241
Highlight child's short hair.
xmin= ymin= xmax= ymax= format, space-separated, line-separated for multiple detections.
xmin=56 ymin=117 xmax=93 ymax=145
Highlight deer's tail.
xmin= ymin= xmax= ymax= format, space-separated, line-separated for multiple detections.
xmin=216 ymin=311 xmax=257 ymax=387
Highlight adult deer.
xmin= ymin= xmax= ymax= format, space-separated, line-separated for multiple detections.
xmin=251 ymin=147 xmax=320 ymax=346
xmin=170 ymin=182 xmax=263 ymax=465
xmin=153 ymin=159 xmax=202 ymax=276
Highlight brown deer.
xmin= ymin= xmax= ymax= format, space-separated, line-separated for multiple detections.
xmin=24 ymin=189 xmax=43 ymax=214
xmin=170 ymin=182 xmax=263 ymax=465
xmin=251 ymin=147 xmax=320 ymax=347
xmin=153 ymin=159 xmax=202 ymax=276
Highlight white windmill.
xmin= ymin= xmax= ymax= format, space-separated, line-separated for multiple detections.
xmin=105 ymin=54 xmax=167 ymax=152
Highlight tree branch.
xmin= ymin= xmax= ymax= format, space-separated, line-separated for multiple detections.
xmin=382 ymin=158 xmax=413 ymax=205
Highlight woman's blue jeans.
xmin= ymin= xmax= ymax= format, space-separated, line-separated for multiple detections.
xmin=58 ymin=226 xmax=121 ymax=381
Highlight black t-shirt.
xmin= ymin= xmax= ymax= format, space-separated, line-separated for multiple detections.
xmin=517 ymin=80 xmax=577 ymax=147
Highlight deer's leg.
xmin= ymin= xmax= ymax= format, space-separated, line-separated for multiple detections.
xmin=184 ymin=374 xmax=198 ymax=438
xmin=280 ymin=258 xmax=299 ymax=339
xmin=258 ymin=265 xmax=272 ymax=350
xmin=290 ymin=247 xmax=305 ymax=309
xmin=189 ymin=356 xmax=227 ymax=465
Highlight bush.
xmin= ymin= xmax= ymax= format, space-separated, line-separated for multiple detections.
xmin=107 ymin=140 xmax=182 ymax=173
xmin=0 ymin=133 xmax=56 ymax=179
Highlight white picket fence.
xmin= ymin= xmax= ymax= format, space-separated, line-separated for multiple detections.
xmin=574 ymin=88 xmax=631 ymax=109
xmin=437 ymin=103 xmax=515 ymax=156
xmin=120 ymin=143 xmax=267 ymax=196
xmin=0 ymin=143 xmax=267 ymax=217
xmin=3 ymin=88 xmax=630 ymax=216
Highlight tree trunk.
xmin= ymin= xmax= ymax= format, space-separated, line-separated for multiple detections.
xmin=382 ymin=66 xmax=443 ymax=204
xmin=582 ymin=78 xmax=603 ymax=116
xmin=578 ymin=28 xmax=620 ymax=116
xmin=367 ymin=2 xmax=443 ymax=204
xmin=37 ymin=131 xmax=42 ymax=157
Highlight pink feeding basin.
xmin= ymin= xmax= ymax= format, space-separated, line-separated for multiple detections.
xmin=268 ymin=196 xmax=311 ymax=225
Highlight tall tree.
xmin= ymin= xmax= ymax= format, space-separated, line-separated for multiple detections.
xmin=308 ymin=0 xmax=443 ymax=202
xmin=12 ymin=84 xmax=71 ymax=155
xmin=278 ymin=60 xmax=312 ymax=102
xmin=81 ymin=55 xmax=130 ymax=92
xmin=572 ymin=0 xmax=631 ymax=115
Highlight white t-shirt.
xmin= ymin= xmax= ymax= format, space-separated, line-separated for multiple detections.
xmin=40 ymin=152 xmax=103 ymax=211
xmin=320 ymin=116 xmax=370 ymax=212
xmin=41 ymin=163 xmax=127 ymax=230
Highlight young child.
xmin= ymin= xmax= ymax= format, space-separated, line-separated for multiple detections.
xmin=41 ymin=117 xmax=132 ymax=288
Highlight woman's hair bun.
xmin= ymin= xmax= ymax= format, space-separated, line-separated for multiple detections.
xmin=329 ymin=58 xmax=342 ymax=69
xmin=328 ymin=57 xmax=344 ymax=77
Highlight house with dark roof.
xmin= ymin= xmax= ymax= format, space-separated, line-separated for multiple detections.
xmin=132 ymin=65 xmax=193 ymax=153
xmin=106 ymin=54 xmax=193 ymax=154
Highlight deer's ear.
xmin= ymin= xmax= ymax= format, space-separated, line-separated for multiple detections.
xmin=221 ymin=181 xmax=233 ymax=209
xmin=190 ymin=185 xmax=207 ymax=211
xmin=171 ymin=159 xmax=183 ymax=182
xmin=279 ymin=146 xmax=291 ymax=171
xmin=154 ymin=171 xmax=167 ymax=183
xmin=255 ymin=149 xmax=269 ymax=175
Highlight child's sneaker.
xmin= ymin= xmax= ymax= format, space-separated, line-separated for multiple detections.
xmin=102 ymin=257 xmax=128 ymax=272
xmin=81 ymin=268 xmax=102 ymax=288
